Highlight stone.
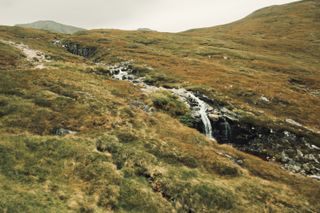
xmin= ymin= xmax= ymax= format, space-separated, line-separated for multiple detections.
xmin=55 ymin=128 xmax=77 ymax=136
xmin=283 ymin=131 xmax=290 ymax=137
xmin=297 ymin=150 xmax=304 ymax=158
xmin=303 ymin=163 xmax=311 ymax=173
xmin=292 ymin=164 xmax=302 ymax=173
xmin=309 ymin=175 xmax=320 ymax=180
xmin=285 ymin=119 xmax=303 ymax=127
xmin=208 ymin=113 xmax=220 ymax=122
xmin=236 ymin=159 xmax=244 ymax=165
xmin=304 ymin=154 xmax=319 ymax=163
xmin=311 ymin=145 xmax=320 ymax=150
xmin=259 ymin=96 xmax=270 ymax=103
xmin=281 ymin=151 xmax=290 ymax=163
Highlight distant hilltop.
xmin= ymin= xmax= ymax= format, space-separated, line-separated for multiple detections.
xmin=16 ymin=20 xmax=86 ymax=34
xmin=137 ymin=28 xmax=157 ymax=32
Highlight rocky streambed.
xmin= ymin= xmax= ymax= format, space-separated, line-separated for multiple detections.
xmin=96 ymin=61 xmax=320 ymax=179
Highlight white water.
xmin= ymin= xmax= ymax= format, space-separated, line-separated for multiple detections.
xmin=171 ymin=88 xmax=213 ymax=138
xmin=107 ymin=63 xmax=214 ymax=138
xmin=112 ymin=66 xmax=132 ymax=80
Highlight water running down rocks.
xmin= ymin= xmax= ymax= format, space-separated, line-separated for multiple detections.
xmin=100 ymin=61 xmax=320 ymax=179
xmin=106 ymin=62 xmax=214 ymax=139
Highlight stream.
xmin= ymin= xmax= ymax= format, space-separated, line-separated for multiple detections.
xmin=106 ymin=62 xmax=214 ymax=139
xmin=99 ymin=61 xmax=320 ymax=180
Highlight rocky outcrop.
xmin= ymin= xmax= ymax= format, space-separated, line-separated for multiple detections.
xmin=205 ymin=107 xmax=320 ymax=177
xmin=178 ymin=87 xmax=320 ymax=178
xmin=62 ymin=41 xmax=97 ymax=58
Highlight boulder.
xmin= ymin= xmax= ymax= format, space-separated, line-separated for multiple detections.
xmin=208 ymin=113 xmax=220 ymax=122
xmin=54 ymin=128 xmax=77 ymax=136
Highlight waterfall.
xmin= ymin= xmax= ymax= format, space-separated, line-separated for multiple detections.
xmin=172 ymin=89 xmax=213 ymax=138
xmin=193 ymin=96 xmax=213 ymax=138
xmin=106 ymin=62 xmax=214 ymax=138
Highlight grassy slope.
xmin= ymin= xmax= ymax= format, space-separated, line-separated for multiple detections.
xmin=0 ymin=1 xmax=320 ymax=212
xmin=184 ymin=0 xmax=320 ymax=130
xmin=0 ymin=47 xmax=319 ymax=212
xmin=64 ymin=0 xmax=320 ymax=132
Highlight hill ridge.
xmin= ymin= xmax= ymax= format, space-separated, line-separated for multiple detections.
xmin=16 ymin=20 xmax=85 ymax=34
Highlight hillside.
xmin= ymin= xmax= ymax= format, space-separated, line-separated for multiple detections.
xmin=16 ymin=20 xmax=85 ymax=34
xmin=185 ymin=0 xmax=320 ymax=57
xmin=0 ymin=0 xmax=320 ymax=212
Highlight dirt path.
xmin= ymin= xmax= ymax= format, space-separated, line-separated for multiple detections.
xmin=0 ymin=39 xmax=49 ymax=69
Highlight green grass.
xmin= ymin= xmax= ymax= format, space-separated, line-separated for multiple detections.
xmin=150 ymin=91 xmax=189 ymax=117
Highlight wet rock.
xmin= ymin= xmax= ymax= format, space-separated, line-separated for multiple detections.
xmin=303 ymin=163 xmax=312 ymax=173
xmin=63 ymin=41 xmax=97 ymax=58
xmin=297 ymin=149 xmax=304 ymax=158
xmin=304 ymin=154 xmax=319 ymax=163
xmin=101 ymin=60 xmax=320 ymax=178
xmin=285 ymin=119 xmax=303 ymax=127
xmin=208 ymin=113 xmax=220 ymax=122
xmin=214 ymin=117 xmax=232 ymax=143
xmin=220 ymin=107 xmax=239 ymax=122
xmin=286 ymin=164 xmax=302 ymax=173
xmin=281 ymin=151 xmax=290 ymax=163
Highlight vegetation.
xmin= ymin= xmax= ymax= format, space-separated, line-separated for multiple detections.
xmin=150 ymin=91 xmax=189 ymax=117
xmin=0 ymin=0 xmax=319 ymax=212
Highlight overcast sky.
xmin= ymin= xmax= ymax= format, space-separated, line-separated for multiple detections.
xmin=0 ymin=0 xmax=298 ymax=32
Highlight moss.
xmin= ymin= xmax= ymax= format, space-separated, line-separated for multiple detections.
xmin=96 ymin=134 xmax=119 ymax=152
xmin=211 ymin=162 xmax=242 ymax=177
xmin=116 ymin=131 xmax=139 ymax=144
xmin=144 ymin=73 xmax=180 ymax=87
xmin=128 ymin=64 xmax=152 ymax=76
xmin=118 ymin=179 xmax=171 ymax=212
xmin=151 ymin=91 xmax=189 ymax=117
xmin=33 ymin=97 xmax=52 ymax=107
xmin=179 ymin=113 xmax=194 ymax=127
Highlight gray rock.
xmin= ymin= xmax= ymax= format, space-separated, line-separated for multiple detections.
xmin=259 ymin=96 xmax=270 ymax=103
xmin=304 ymin=154 xmax=319 ymax=163
xmin=281 ymin=151 xmax=290 ymax=163
xmin=236 ymin=159 xmax=244 ymax=165
xmin=303 ymin=163 xmax=311 ymax=173
xmin=55 ymin=128 xmax=77 ymax=136
xmin=292 ymin=164 xmax=302 ymax=172
xmin=297 ymin=149 xmax=304 ymax=158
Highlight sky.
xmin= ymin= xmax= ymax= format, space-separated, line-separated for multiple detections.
xmin=0 ymin=0 xmax=299 ymax=32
